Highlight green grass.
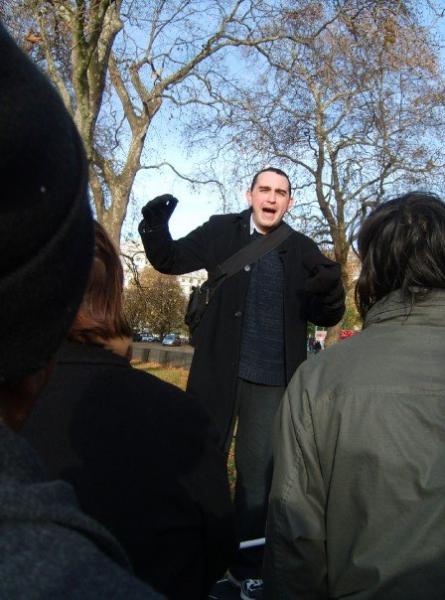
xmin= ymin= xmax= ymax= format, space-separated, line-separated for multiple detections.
xmin=132 ymin=359 xmax=236 ymax=494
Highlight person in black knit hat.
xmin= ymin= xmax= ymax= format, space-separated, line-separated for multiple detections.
xmin=0 ymin=23 xmax=161 ymax=598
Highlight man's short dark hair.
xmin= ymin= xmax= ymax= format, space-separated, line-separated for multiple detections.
xmin=250 ymin=168 xmax=292 ymax=194
xmin=355 ymin=191 xmax=445 ymax=317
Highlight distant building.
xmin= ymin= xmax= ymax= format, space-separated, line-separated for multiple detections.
xmin=120 ymin=239 xmax=148 ymax=286
xmin=120 ymin=238 xmax=207 ymax=297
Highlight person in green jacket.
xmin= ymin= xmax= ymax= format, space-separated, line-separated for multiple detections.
xmin=264 ymin=192 xmax=445 ymax=599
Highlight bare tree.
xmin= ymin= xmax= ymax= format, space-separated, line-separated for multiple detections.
xmin=187 ymin=1 xmax=445 ymax=297
xmin=7 ymin=0 xmax=329 ymax=244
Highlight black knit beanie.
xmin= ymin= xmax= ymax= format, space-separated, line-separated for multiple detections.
xmin=0 ymin=24 xmax=94 ymax=383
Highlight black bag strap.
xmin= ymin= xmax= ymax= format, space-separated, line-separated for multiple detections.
xmin=212 ymin=222 xmax=293 ymax=282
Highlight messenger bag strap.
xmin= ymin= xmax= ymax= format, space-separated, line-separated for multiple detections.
xmin=213 ymin=221 xmax=293 ymax=281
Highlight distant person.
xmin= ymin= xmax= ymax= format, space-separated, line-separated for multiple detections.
xmin=0 ymin=24 xmax=160 ymax=598
xmin=138 ymin=170 xmax=344 ymax=597
xmin=307 ymin=336 xmax=315 ymax=353
xmin=313 ymin=339 xmax=322 ymax=353
xmin=23 ymin=221 xmax=236 ymax=600
xmin=264 ymin=192 xmax=445 ymax=599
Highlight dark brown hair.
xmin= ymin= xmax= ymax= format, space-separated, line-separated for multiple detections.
xmin=69 ymin=221 xmax=131 ymax=343
xmin=250 ymin=167 xmax=292 ymax=194
xmin=355 ymin=192 xmax=445 ymax=318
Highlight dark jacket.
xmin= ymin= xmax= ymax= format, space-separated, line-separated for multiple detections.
xmin=22 ymin=341 xmax=236 ymax=600
xmin=0 ymin=423 xmax=162 ymax=599
xmin=264 ymin=291 xmax=445 ymax=599
xmin=140 ymin=209 xmax=344 ymax=444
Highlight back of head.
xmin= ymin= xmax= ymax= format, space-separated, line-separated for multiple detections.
xmin=0 ymin=24 xmax=94 ymax=384
xmin=69 ymin=221 xmax=131 ymax=344
xmin=356 ymin=192 xmax=445 ymax=317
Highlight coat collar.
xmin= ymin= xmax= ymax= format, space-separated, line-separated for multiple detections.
xmin=56 ymin=340 xmax=130 ymax=368
xmin=364 ymin=288 xmax=445 ymax=329
xmin=233 ymin=208 xmax=251 ymax=225
xmin=234 ymin=208 xmax=294 ymax=252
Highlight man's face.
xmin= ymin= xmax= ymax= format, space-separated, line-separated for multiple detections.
xmin=246 ymin=171 xmax=294 ymax=234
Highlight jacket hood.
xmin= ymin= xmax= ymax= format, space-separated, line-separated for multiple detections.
xmin=364 ymin=288 xmax=445 ymax=329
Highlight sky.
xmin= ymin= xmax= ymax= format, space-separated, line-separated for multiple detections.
xmin=128 ymin=161 xmax=232 ymax=241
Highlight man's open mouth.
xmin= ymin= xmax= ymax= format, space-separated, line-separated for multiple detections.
xmin=262 ymin=207 xmax=276 ymax=215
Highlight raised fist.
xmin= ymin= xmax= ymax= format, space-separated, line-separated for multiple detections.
xmin=140 ymin=194 xmax=178 ymax=230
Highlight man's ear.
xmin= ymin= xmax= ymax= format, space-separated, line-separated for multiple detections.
xmin=0 ymin=362 xmax=55 ymax=431
xmin=246 ymin=190 xmax=253 ymax=207
xmin=287 ymin=196 xmax=295 ymax=211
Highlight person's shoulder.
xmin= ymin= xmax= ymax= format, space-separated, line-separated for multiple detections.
xmin=121 ymin=365 xmax=185 ymax=400
xmin=285 ymin=225 xmax=320 ymax=251
xmin=61 ymin=362 xmax=222 ymax=471
xmin=290 ymin=331 xmax=366 ymax=405
xmin=0 ymin=520 xmax=161 ymax=599
xmin=62 ymin=354 xmax=209 ymax=428
xmin=0 ymin=449 xmax=162 ymax=598
xmin=114 ymin=366 xmax=215 ymax=428
xmin=207 ymin=209 xmax=247 ymax=227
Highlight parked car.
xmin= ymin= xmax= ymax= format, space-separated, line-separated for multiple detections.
xmin=132 ymin=331 xmax=142 ymax=342
xmin=140 ymin=333 xmax=154 ymax=342
xmin=162 ymin=333 xmax=181 ymax=346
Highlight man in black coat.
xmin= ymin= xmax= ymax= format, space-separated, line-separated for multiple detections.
xmin=139 ymin=167 xmax=345 ymax=596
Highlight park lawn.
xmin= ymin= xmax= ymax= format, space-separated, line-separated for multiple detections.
xmin=133 ymin=360 xmax=236 ymax=493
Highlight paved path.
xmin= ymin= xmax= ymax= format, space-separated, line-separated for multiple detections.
xmin=133 ymin=341 xmax=194 ymax=354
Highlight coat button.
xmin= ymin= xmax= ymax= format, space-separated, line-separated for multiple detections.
xmin=244 ymin=264 xmax=251 ymax=272
xmin=234 ymin=311 xmax=242 ymax=318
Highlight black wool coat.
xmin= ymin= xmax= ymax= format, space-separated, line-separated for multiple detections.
xmin=22 ymin=341 xmax=236 ymax=600
xmin=140 ymin=209 xmax=345 ymax=446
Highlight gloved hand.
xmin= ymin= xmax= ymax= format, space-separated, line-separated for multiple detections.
xmin=303 ymin=252 xmax=344 ymax=305
xmin=140 ymin=194 xmax=178 ymax=231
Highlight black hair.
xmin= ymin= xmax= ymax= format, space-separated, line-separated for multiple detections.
xmin=250 ymin=167 xmax=292 ymax=194
xmin=355 ymin=192 xmax=445 ymax=318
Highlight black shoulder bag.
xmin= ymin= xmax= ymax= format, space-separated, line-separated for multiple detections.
xmin=185 ymin=223 xmax=293 ymax=337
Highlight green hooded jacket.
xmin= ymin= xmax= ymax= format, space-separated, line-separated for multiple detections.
xmin=264 ymin=290 xmax=445 ymax=599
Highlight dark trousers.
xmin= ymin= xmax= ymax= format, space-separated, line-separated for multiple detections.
xmin=229 ymin=378 xmax=284 ymax=580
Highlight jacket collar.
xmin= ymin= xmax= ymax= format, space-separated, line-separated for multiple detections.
xmin=364 ymin=288 xmax=445 ymax=329
xmin=233 ymin=207 xmax=251 ymax=224
xmin=235 ymin=208 xmax=294 ymax=252
xmin=56 ymin=340 xmax=130 ymax=367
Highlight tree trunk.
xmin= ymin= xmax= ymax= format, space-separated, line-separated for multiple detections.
xmin=324 ymin=321 xmax=342 ymax=348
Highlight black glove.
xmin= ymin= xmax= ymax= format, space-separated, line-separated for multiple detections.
xmin=139 ymin=194 xmax=178 ymax=232
xmin=303 ymin=252 xmax=344 ymax=305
